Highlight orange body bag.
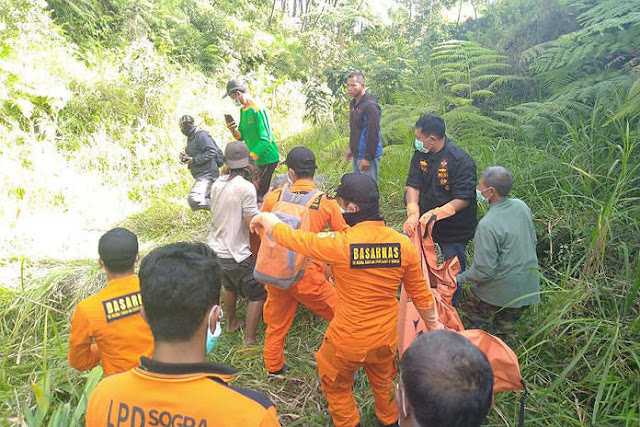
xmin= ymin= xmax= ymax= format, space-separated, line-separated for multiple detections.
xmin=398 ymin=220 xmax=524 ymax=394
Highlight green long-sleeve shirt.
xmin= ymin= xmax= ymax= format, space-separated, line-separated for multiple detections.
xmin=458 ymin=198 xmax=540 ymax=308
xmin=236 ymin=101 xmax=279 ymax=166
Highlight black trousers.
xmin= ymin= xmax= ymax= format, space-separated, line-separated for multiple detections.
xmin=256 ymin=162 xmax=278 ymax=200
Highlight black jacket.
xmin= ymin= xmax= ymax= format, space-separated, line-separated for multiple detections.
xmin=185 ymin=129 xmax=224 ymax=179
xmin=406 ymin=138 xmax=477 ymax=244
xmin=349 ymin=92 xmax=383 ymax=161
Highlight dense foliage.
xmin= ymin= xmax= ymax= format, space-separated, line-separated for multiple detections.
xmin=1 ymin=0 xmax=638 ymax=425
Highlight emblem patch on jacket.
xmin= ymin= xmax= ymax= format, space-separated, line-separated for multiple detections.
xmin=102 ymin=292 xmax=143 ymax=323
xmin=419 ymin=159 xmax=428 ymax=173
xmin=350 ymin=243 xmax=401 ymax=269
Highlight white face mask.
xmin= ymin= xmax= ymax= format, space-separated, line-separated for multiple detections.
xmin=286 ymin=171 xmax=294 ymax=185
xmin=397 ymin=384 xmax=409 ymax=424
xmin=232 ymin=99 xmax=242 ymax=107
xmin=414 ymin=138 xmax=429 ymax=154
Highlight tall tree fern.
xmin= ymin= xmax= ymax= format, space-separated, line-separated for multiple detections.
xmin=429 ymin=40 xmax=519 ymax=109
xmin=520 ymin=0 xmax=640 ymax=77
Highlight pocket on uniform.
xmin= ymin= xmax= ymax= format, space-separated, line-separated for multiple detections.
xmin=315 ymin=337 xmax=339 ymax=382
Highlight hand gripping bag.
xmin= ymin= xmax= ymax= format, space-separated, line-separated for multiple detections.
xmin=253 ymin=185 xmax=322 ymax=289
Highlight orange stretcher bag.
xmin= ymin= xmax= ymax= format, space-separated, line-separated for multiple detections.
xmin=254 ymin=186 xmax=322 ymax=289
xmin=398 ymin=219 xmax=524 ymax=394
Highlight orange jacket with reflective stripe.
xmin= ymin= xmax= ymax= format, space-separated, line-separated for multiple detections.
xmin=271 ymin=221 xmax=435 ymax=357
xmin=86 ymin=357 xmax=281 ymax=427
xmin=68 ymin=275 xmax=153 ymax=376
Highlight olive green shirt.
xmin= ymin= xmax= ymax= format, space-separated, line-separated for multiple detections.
xmin=458 ymin=198 xmax=540 ymax=308
xmin=237 ymin=101 xmax=279 ymax=166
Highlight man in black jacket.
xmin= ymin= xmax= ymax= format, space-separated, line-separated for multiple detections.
xmin=179 ymin=115 xmax=225 ymax=211
xmin=345 ymin=71 xmax=383 ymax=183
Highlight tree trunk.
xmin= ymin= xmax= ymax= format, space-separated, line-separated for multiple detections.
xmin=268 ymin=0 xmax=277 ymax=26
xmin=456 ymin=0 xmax=463 ymax=29
xmin=311 ymin=4 xmax=325 ymax=30
xmin=302 ymin=0 xmax=313 ymax=30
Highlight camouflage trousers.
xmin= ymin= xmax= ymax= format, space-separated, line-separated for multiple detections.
xmin=460 ymin=291 xmax=524 ymax=344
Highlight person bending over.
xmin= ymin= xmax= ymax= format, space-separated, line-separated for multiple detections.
xmin=458 ymin=166 xmax=540 ymax=343
xmin=252 ymin=173 xmax=443 ymax=427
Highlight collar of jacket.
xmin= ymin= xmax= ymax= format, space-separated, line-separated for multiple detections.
xmin=105 ymin=274 xmax=138 ymax=288
xmin=135 ymin=356 xmax=238 ymax=383
xmin=350 ymin=92 xmax=376 ymax=110
xmin=289 ymin=178 xmax=317 ymax=192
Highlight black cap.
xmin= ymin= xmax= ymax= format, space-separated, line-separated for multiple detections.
xmin=330 ymin=173 xmax=379 ymax=205
xmin=285 ymin=146 xmax=317 ymax=171
xmin=222 ymin=77 xmax=248 ymax=98
xmin=98 ymin=228 xmax=138 ymax=273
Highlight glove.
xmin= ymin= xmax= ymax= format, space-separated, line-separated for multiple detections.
xmin=402 ymin=202 xmax=420 ymax=236
xmin=250 ymin=212 xmax=282 ymax=234
xmin=419 ymin=202 xmax=456 ymax=225
xmin=417 ymin=304 xmax=445 ymax=331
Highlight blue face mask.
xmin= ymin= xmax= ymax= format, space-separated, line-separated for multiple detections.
xmin=206 ymin=306 xmax=223 ymax=355
xmin=414 ymin=138 xmax=429 ymax=154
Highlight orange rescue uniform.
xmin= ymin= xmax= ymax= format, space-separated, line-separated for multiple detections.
xmin=86 ymin=357 xmax=280 ymax=427
xmin=261 ymin=179 xmax=347 ymax=373
xmin=270 ymin=221 xmax=436 ymax=427
xmin=68 ymin=274 xmax=153 ymax=376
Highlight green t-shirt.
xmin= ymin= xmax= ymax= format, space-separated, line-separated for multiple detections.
xmin=237 ymin=102 xmax=279 ymax=166
xmin=458 ymin=198 xmax=540 ymax=308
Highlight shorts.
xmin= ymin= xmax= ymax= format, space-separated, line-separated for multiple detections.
xmin=217 ymin=256 xmax=266 ymax=301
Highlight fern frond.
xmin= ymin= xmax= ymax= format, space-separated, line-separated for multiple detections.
xmin=437 ymin=71 xmax=467 ymax=82
xmin=471 ymin=89 xmax=495 ymax=98
xmin=450 ymin=83 xmax=471 ymax=93
xmin=469 ymin=63 xmax=511 ymax=74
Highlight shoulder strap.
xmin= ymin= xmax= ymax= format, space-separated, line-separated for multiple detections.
xmin=303 ymin=190 xmax=323 ymax=208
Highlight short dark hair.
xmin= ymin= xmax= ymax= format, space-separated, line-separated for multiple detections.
xmin=415 ymin=114 xmax=446 ymax=139
xmin=347 ymin=71 xmax=365 ymax=85
xmin=292 ymin=168 xmax=315 ymax=179
xmin=139 ymin=242 xmax=221 ymax=342
xmin=481 ymin=166 xmax=513 ymax=197
xmin=400 ymin=331 xmax=493 ymax=427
